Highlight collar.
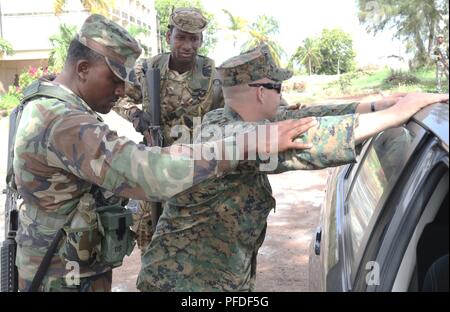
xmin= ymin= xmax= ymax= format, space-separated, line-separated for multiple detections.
xmin=50 ymin=81 xmax=104 ymax=122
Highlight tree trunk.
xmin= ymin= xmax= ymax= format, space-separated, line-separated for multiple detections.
xmin=308 ymin=58 xmax=312 ymax=76
xmin=337 ymin=58 xmax=340 ymax=76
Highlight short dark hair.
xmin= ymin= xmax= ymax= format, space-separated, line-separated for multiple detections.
xmin=66 ymin=38 xmax=104 ymax=65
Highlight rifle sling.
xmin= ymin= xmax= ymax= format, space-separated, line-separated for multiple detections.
xmin=27 ymin=228 xmax=64 ymax=292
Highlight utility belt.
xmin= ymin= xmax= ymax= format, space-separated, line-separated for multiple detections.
xmin=26 ymin=193 xmax=135 ymax=291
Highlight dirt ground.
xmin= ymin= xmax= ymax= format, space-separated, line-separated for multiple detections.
xmin=111 ymin=169 xmax=329 ymax=292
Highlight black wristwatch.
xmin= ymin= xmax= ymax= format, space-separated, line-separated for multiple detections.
xmin=371 ymin=101 xmax=376 ymax=112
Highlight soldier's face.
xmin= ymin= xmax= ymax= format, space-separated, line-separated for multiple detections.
xmin=437 ymin=37 xmax=444 ymax=44
xmin=264 ymin=88 xmax=282 ymax=119
xmin=78 ymin=59 xmax=125 ymax=114
xmin=257 ymin=80 xmax=282 ymax=119
xmin=167 ymin=28 xmax=203 ymax=64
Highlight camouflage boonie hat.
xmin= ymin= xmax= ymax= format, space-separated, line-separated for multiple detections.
xmin=437 ymin=34 xmax=444 ymax=38
xmin=76 ymin=14 xmax=142 ymax=84
xmin=217 ymin=44 xmax=293 ymax=87
xmin=169 ymin=7 xmax=208 ymax=34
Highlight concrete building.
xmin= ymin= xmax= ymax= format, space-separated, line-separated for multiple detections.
xmin=0 ymin=0 xmax=158 ymax=93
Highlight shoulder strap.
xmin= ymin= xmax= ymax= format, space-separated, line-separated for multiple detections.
xmin=150 ymin=53 xmax=169 ymax=70
xmin=27 ymin=229 xmax=65 ymax=292
xmin=211 ymin=70 xmax=223 ymax=111
xmin=6 ymin=80 xmax=78 ymax=188
xmin=22 ymin=80 xmax=79 ymax=104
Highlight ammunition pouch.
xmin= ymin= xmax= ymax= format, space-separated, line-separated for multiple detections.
xmin=60 ymin=204 xmax=135 ymax=270
xmin=96 ymin=205 xmax=135 ymax=268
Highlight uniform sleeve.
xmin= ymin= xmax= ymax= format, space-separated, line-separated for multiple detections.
xmin=275 ymin=102 xmax=359 ymax=120
xmin=111 ymin=98 xmax=140 ymax=122
xmin=46 ymin=113 xmax=238 ymax=202
xmin=268 ymin=114 xmax=359 ymax=173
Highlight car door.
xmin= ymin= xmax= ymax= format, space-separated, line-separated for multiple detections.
xmin=339 ymin=122 xmax=428 ymax=291
xmin=360 ymin=130 xmax=449 ymax=292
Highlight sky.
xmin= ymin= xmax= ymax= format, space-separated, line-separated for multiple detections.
xmin=201 ymin=0 xmax=404 ymax=67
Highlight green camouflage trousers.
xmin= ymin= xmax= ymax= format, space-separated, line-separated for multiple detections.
xmin=131 ymin=201 xmax=154 ymax=254
xmin=436 ymin=63 xmax=449 ymax=93
xmin=19 ymin=270 xmax=112 ymax=292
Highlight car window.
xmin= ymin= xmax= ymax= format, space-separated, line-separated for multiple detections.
xmin=346 ymin=127 xmax=416 ymax=273
xmin=344 ymin=138 xmax=373 ymax=195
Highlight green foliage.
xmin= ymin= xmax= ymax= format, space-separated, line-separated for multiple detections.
xmin=48 ymin=24 xmax=78 ymax=71
xmin=0 ymin=37 xmax=15 ymax=56
xmin=384 ymin=70 xmax=420 ymax=86
xmin=350 ymin=68 xmax=391 ymax=90
xmin=127 ymin=25 xmax=151 ymax=57
xmin=155 ymin=0 xmax=218 ymax=56
xmin=289 ymin=38 xmax=321 ymax=75
xmin=317 ymin=28 xmax=356 ymax=75
xmin=319 ymin=67 xmax=442 ymax=97
xmin=221 ymin=9 xmax=248 ymax=49
xmin=290 ymin=28 xmax=356 ymax=76
xmin=357 ymin=0 xmax=448 ymax=68
xmin=0 ymin=89 xmax=20 ymax=112
xmin=325 ymin=72 xmax=360 ymax=94
xmin=0 ymin=66 xmax=57 ymax=114
xmin=241 ymin=15 xmax=285 ymax=65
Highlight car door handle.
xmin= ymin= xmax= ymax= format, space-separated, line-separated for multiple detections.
xmin=314 ymin=227 xmax=322 ymax=255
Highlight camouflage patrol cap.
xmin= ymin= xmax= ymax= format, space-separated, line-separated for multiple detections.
xmin=169 ymin=7 xmax=208 ymax=34
xmin=217 ymin=44 xmax=293 ymax=87
xmin=76 ymin=14 xmax=142 ymax=84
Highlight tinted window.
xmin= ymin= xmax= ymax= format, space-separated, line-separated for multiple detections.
xmin=346 ymin=127 xmax=416 ymax=267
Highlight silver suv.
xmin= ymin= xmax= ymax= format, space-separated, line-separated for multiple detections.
xmin=309 ymin=103 xmax=449 ymax=292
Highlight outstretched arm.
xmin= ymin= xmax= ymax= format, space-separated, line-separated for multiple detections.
xmin=355 ymin=93 xmax=449 ymax=143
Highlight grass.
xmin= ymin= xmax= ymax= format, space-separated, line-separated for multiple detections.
xmin=284 ymin=67 xmax=448 ymax=104
xmin=351 ymin=68 xmax=391 ymax=90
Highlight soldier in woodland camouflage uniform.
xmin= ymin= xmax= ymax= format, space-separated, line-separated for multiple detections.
xmin=431 ymin=34 xmax=449 ymax=93
xmin=136 ymin=44 xmax=449 ymax=292
xmin=13 ymin=16 xmax=306 ymax=292
xmin=113 ymin=8 xmax=224 ymax=252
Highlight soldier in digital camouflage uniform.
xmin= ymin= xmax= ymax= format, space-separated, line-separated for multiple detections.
xmin=431 ymin=34 xmax=449 ymax=93
xmin=112 ymin=8 xmax=224 ymax=252
xmin=12 ymin=16 xmax=309 ymax=292
xmin=136 ymin=44 xmax=449 ymax=292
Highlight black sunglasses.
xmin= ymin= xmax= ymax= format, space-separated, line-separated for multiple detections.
xmin=248 ymin=82 xmax=282 ymax=94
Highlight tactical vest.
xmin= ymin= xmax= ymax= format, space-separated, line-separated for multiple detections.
xmin=142 ymin=53 xmax=222 ymax=122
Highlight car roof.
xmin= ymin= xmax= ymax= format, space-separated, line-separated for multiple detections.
xmin=412 ymin=103 xmax=449 ymax=152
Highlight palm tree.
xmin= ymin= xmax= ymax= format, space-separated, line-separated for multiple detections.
xmin=48 ymin=24 xmax=78 ymax=71
xmin=241 ymin=15 xmax=285 ymax=66
xmin=221 ymin=9 xmax=248 ymax=49
xmin=290 ymin=38 xmax=321 ymax=75
xmin=53 ymin=0 xmax=114 ymax=16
